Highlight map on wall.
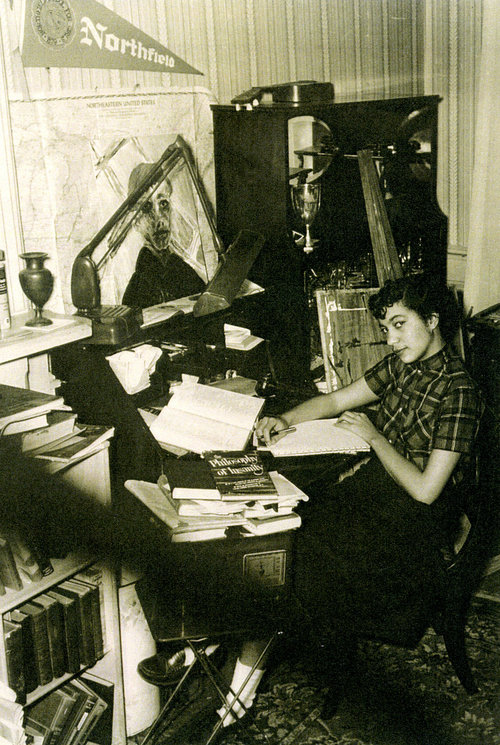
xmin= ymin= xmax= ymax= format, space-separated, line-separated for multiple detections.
xmin=9 ymin=87 xmax=218 ymax=313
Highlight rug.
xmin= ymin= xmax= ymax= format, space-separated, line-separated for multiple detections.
xmin=149 ymin=597 xmax=500 ymax=745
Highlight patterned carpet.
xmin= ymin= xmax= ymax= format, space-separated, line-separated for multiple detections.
xmin=149 ymin=596 xmax=500 ymax=745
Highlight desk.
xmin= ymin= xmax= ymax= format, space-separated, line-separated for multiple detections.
xmin=124 ymin=451 xmax=358 ymax=745
xmin=123 ymin=450 xmax=359 ymax=632
xmin=50 ymin=294 xmax=275 ymax=504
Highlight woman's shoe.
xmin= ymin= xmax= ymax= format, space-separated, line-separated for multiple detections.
xmin=138 ymin=647 xmax=187 ymax=686
xmin=138 ymin=644 xmax=226 ymax=686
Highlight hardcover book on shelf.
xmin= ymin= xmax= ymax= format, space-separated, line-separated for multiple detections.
xmin=149 ymin=381 xmax=264 ymax=454
xmin=24 ymin=687 xmax=64 ymax=744
xmin=70 ymin=677 xmax=108 ymax=745
xmin=73 ymin=565 xmax=107 ymax=655
xmin=63 ymin=684 xmax=99 ymax=745
xmin=8 ymin=532 xmax=44 ymax=583
xmin=0 ymin=536 xmax=23 ymax=591
xmin=24 ymin=537 xmax=54 ymax=578
xmin=31 ymin=593 xmax=66 ymax=679
xmin=7 ymin=608 xmax=38 ymax=694
xmin=0 ymin=383 xmax=65 ymax=436
xmin=55 ymin=684 xmax=90 ymax=745
xmin=56 ymin=580 xmax=97 ymax=668
xmin=46 ymin=588 xmax=81 ymax=674
xmin=2 ymin=619 xmax=26 ymax=703
xmin=80 ymin=672 xmax=114 ymax=745
xmin=25 ymin=685 xmax=77 ymax=745
xmin=68 ymin=576 xmax=104 ymax=661
xmin=17 ymin=601 xmax=53 ymax=687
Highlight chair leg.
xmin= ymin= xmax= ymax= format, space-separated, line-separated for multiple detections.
xmin=442 ymin=622 xmax=479 ymax=694
xmin=311 ymin=632 xmax=357 ymax=719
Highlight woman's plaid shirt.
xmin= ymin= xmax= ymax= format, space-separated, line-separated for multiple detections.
xmin=364 ymin=345 xmax=482 ymax=483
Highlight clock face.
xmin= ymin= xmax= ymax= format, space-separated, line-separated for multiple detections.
xmin=31 ymin=0 xmax=76 ymax=49
xmin=243 ymin=550 xmax=287 ymax=587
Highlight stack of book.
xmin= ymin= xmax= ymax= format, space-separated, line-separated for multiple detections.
xmin=0 ymin=383 xmax=113 ymax=468
xmin=2 ymin=574 xmax=104 ymax=702
xmin=0 ymin=384 xmax=67 ymax=437
xmin=125 ymin=451 xmax=309 ymax=542
xmin=24 ymin=671 xmax=112 ymax=745
xmin=223 ymin=323 xmax=264 ymax=350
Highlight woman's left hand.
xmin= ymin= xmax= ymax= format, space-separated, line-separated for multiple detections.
xmin=335 ymin=410 xmax=380 ymax=446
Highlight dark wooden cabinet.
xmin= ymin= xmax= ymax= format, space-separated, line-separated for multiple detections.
xmin=211 ymin=95 xmax=447 ymax=385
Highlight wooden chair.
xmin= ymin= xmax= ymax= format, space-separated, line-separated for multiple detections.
xmin=310 ymin=439 xmax=494 ymax=722
xmin=430 ymin=467 xmax=492 ymax=693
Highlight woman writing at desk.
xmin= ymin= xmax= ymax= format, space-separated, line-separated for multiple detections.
xmin=256 ymin=273 xmax=482 ymax=694
xmin=142 ymin=272 xmax=483 ymax=741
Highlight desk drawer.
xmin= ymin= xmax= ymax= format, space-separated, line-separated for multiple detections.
xmin=136 ymin=532 xmax=294 ymax=641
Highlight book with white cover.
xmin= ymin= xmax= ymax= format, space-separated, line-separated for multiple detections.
xmin=150 ymin=382 xmax=264 ymax=454
xmin=256 ymin=418 xmax=371 ymax=457
xmin=242 ymin=512 xmax=301 ymax=535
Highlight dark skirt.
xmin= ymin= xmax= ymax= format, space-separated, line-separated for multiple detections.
xmin=292 ymin=458 xmax=447 ymax=647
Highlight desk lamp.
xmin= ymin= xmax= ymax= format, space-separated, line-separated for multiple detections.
xmin=70 ymin=136 xmax=224 ymax=343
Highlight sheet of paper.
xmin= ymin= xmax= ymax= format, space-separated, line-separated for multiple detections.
xmin=256 ymin=419 xmax=371 ymax=457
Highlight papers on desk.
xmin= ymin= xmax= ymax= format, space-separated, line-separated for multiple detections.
xmin=256 ymin=419 xmax=371 ymax=457
xmin=139 ymin=280 xmax=264 ymax=329
xmin=140 ymin=303 xmax=184 ymax=328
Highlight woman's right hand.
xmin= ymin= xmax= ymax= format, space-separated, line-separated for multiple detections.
xmin=254 ymin=415 xmax=290 ymax=446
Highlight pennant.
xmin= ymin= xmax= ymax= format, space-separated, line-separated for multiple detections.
xmin=21 ymin=0 xmax=203 ymax=75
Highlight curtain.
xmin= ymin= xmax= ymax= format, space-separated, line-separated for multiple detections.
xmin=463 ymin=0 xmax=500 ymax=315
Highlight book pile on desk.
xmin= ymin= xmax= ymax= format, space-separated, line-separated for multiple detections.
xmin=125 ymin=451 xmax=309 ymax=542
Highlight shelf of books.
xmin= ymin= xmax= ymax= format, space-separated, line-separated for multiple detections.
xmin=0 ymin=383 xmax=126 ymax=745
xmin=0 ymin=557 xmax=125 ymax=744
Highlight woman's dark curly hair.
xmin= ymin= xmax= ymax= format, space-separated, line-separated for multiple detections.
xmin=368 ymin=273 xmax=461 ymax=344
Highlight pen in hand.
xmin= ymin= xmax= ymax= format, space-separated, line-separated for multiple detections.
xmin=273 ymin=426 xmax=296 ymax=437
xmin=257 ymin=426 xmax=296 ymax=444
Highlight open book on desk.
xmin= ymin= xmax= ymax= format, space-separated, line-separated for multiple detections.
xmin=256 ymin=418 xmax=371 ymax=457
xmin=149 ymin=382 xmax=264 ymax=454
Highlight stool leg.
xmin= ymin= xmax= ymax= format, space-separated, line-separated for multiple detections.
xmin=140 ymin=660 xmax=196 ymax=745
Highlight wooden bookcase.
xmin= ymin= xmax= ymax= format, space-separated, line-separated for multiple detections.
xmin=0 ymin=435 xmax=126 ymax=743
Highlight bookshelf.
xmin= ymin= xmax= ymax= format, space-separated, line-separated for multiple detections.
xmin=0 ymin=312 xmax=92 ymax=367
xmin=0 ymin=440 xmax=127 ymax=745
